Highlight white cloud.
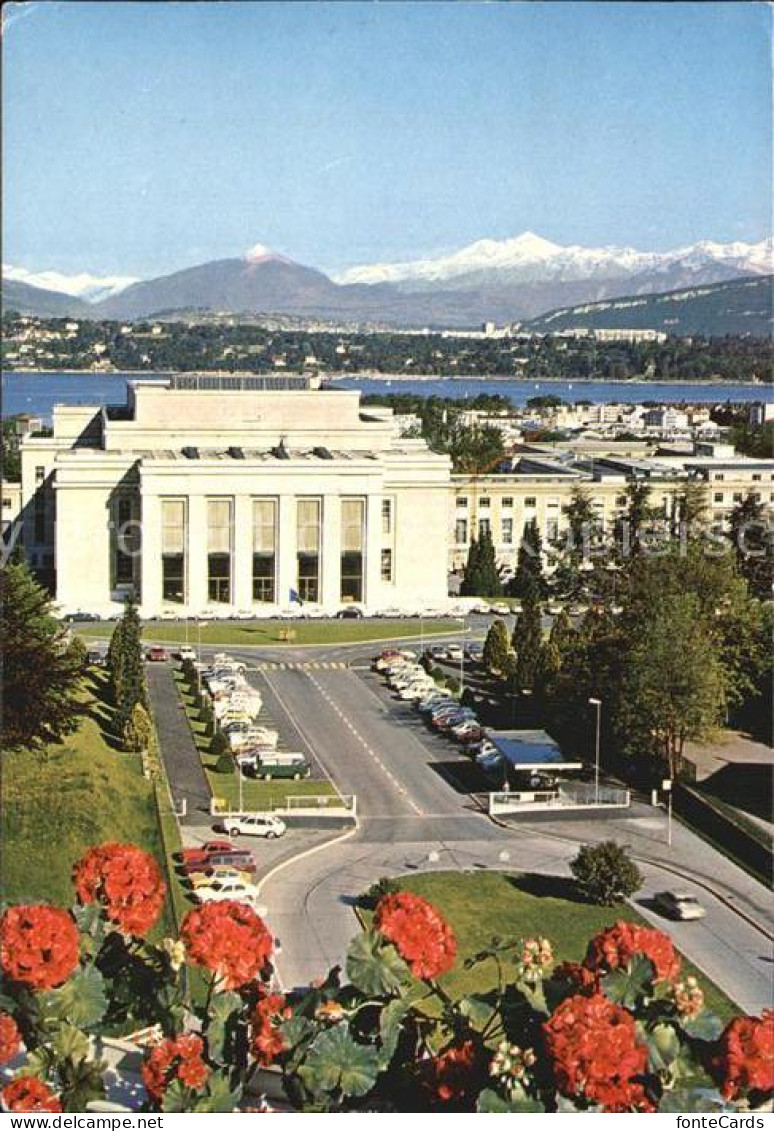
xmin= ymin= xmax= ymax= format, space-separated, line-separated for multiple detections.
xmin=2 ymin=263 xmax=138 ymax=301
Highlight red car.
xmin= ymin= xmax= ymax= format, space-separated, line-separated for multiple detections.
xmin=179 ymin=840 xmax=256 ymax=876
xmin=179 ymin=839 xmax=235 ymax=865
xmin=147 ymin=646 xmax=169 ymax=662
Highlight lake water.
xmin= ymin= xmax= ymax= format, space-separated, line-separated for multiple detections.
xmin=2 ymin=370 xmax=771 ymax=422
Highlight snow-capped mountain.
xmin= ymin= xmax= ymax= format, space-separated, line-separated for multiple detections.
xmin=333 ymin=232 xmax=773 ymax=291
xmin=2 ymin=263 xmax=138 ymax=302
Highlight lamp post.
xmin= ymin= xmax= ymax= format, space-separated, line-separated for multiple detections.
xmin=588 ymin=697 xmax=602 ymax=803
xmin=662 ymin=778 xmax=673 ymax=847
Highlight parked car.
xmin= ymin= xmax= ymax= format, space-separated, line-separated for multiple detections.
xmin=218 ymin=814 xmax=287 ymax=839
xmin=336 ymin=606 xmax=363 ymax=619
xmin=146 ymin=646 xmax=169 ymax=662
xmin=86 ymin=649 xmax=106 ymax=667
xmin=653 ymin=891 xmax=706 ymax=921
xmin=184 ymin=850 xmax=257 ymax=877
xmin=445 ymin=643 xmax=464 ymax=661
xmin=179 ymin=839 xmax=234 ymax=864
xmin=188 ymin=864 xmax=253 ymax=889
xmin=426 ymin=643 xmax=448 ymax=661
xmin=251 ymin=753 xmax=310 ymax=781
xmin=465 ymin=643 xmax=484 ymax=662
xmin=490 ymin=602 xmax=512 ymax=616
xmin=177 ymin=645 xmax=197 ymax=661
xmin=194 ymin=877 xmax=262 ymax=907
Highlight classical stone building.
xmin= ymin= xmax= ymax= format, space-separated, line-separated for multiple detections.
xmin=13 ymin=376 xmax=451 ymax=616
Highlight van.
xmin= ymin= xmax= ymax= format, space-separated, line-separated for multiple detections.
xmin=253 ymin=753 xmax=310 ymax=781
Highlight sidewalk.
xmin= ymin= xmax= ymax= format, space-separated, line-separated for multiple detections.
xmin=147 ymin=664 xmax=212 ymax=826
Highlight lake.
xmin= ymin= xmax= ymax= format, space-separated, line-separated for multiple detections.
xmin=2 ymin=370 xmax=771 ymax=422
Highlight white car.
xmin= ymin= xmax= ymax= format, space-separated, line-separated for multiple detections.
xmin=445 ymin=644 xmax=464 ymax=661
xmin=491 ymin=602 xmax=512 ymax=616
xmin=177 ymin=645 xmax=197 ymax=661
xmin=472 ymin=602 xmax=492 ymax=614
xmin=220 ymin=814 xmax=286 ymax=839
xmin=194 ymin=876 xmax=261 ymax=906
xmin=397 ymin=681 xmax=435 ymax=700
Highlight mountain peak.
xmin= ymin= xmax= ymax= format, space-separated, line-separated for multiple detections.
xmin=244 ymin=242 xmax=290 ymax=266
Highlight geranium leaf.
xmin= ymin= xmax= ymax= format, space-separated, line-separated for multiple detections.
xmin=161 ymin=1081 xmax=190 ymax=1112
xmin=299 ymin=1024 xmax=380 ymax=1099
xmin=646 ymin=1022 xmax=682 ymax=1072
xmin=458 ymin=993 xmax=497 ymax=1030
xmin=478 ymin=1088 xmax=545 ymax=1112
xmin=601 ymin=954 xmax=656 ymax=1008
xmin=378 ymin=998 xmax=408 ymax=1067
xmin=679 ymin=1011 xmax=724 ymax=1042
xmin=205 ymin=990 xmax=242 ymax=1063
xmin=346 ymin=929 xmax=411 ymax=996
xmin=193 ymin=1070 xmax=242 ymax=1112
xmin=50 ymin=1022 xmax=91 ymax=1063
xmin=659 ymin=1087 xmax=734 ymax=1113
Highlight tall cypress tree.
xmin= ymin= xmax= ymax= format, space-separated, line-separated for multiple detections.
xmin=512 ymin=595 xmax=543 ymax=692
xmin=477 ymin=527 xmax=503 ymax=598
xmin=460 ymin=535 xmax=481 ymax=596
xmin=509 ymin=518 xmax=546 ymax=601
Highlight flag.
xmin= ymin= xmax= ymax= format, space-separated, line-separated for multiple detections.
xmin=289 ymin=587 xmax=303 ymax=606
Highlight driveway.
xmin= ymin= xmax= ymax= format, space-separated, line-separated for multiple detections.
xmin=147 ymin=663 xmax=212 ymax=825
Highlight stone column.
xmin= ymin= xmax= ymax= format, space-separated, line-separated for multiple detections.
xmin=187 ymin=494 xmax=208 ymax=613
xmin=364 ymin=492 xmax=382 ymax=611
xmin=321 ymin=494 xmax=342 ymax=609
xmin=139 ymin=492 xmax=162 ymax=616
xmin=276 ymin=494 xmax=297 ymax=609
xmin=233 ymin=494 xmax=253 ymax=610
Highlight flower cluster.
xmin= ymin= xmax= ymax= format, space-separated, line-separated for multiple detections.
xmin=73 ymin=843 xmax=166 ymax=936
xmin=713 ymin=1011 xmax=774 ymax=1101
xmin=0 ymin=906 xmax=80 ymax=991
xmin=374 ymin=892 xmax=457 ymax=981
xmin=516 ymin=937 xmax=554 ymax=981
xmin=671 ymin=976 xmax=705 ymax=1020
xmin=585 ymin=921 xmax=681 ymax=984
xmin=489 ymin=1042 xmax=536 ymax=1101
xmin=181 ymin=901 xmax=273 ymax=990
xmin=423 ymin=1040 xmax=479 ymax=1105
xmin=2 ymin=1078 xmax=62 ymax=1113
xmin=543 ymin=993 xmax=653 ymax=1112
xmin=0 ymin=1014 xmax=21 ymax=1064
xmin=551 ymin=960 xmax=599 ymax=995
xmin=141 ymin=1034 xmax=210 ymax=1103
xmin=250 ymin=990 xmax=292 ymax=1066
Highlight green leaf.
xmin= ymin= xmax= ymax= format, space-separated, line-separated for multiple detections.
xmin=378 ymin=998 xmax=408 ymax=1068
xmin=647 ymin=1023 xmax=682 ymax=1073
xmin=601 ymin=954 xmax=656 ymax=1008
xmin=39 ymin=966 xmax=107 ymax=1031
xmin=50 ymin=1022 xmax=91 ymax=1063
xmin=679 ymin=1011 xmax=724 ymax=1042
xmin=193 ymin=1070 xmax=242 ymax=1113
xmin=205 ymin=990 xmax=242 ymax=1064
xmin=346 ymin=929 xmax=411 ymax=996
xmin=659 ymin=1087 xmax=734 ymax=1113
xmin=478 ymin=1088 xmax=545 ymax=1112
xmin=161 ymin=1080 xmax=191 ymax=1113
xmin=299 ymin=1024 xmax=380 ymax=1099
xmin=458 ymin=993 xmax=497 ymax=1030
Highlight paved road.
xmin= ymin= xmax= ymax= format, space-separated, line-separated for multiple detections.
xmin=248 ymin=659 xmax=773 ymax=1012
xmin=147 ymin=664 xmax=212 ymax=825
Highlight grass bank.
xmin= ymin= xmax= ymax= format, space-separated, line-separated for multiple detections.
xmin=364 ymin=871 xmax=737 ymax=1021
xmin=76 ymin=618 xmax=462 ymax=647
xmin=1 ymin=672 xmax=178 ymax=937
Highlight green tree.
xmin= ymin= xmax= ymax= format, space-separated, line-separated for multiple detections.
xmin=460 ymin=536 xmax=481 ymax=597
xmin=509 ymin=518 xmax=546 ymax=601
xmin=475 ymin=526 xmax=502 ymax=598
xmin=122 ymin=702 xmax=153 ymax=753
xmin=570 ymin=841 xmax=643 ymax=906
xmin=727 ymin=492 xmax=774 ymax=599
xmin=483 ymin=618 xmax=510 ymax=675
xmin=614 ymin=593 xmax=727 ymax=776
xmin=673 ymin=481 xmax=708 ymax=537
xmin=512 ymin=596 xmax=543 ymax=693
xmin=615 ymin=480 xmax=657 ymax=558
xmin=0 ymin=561 xmax=84 ymax=750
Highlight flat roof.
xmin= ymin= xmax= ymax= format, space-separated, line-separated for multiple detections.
xmin=486 ymin=728 xmax=582 ymax=771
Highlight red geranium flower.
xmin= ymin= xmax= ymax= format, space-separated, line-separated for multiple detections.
xmin=713 ymin=1010 xmax=774 ymax=1100
xmin=0 ymin=906 xmax=79 ymax=991
xmin=141 ymin=1034 xmax=210 ymax=1103
xmin=0 ymin=1014 xmax=21 ymax=1064
xmin=543 ymin=992 xmax=653 ymax=1112
xmin=374 ymin=892 xmax=457 ymax=981
xmin=181 ymin=901 xmax=273 ymax=989
xmin=250 ymin=989 xmax=292 ymax=1066
xmin=585 ymin=921 xmax=681 ymax=984
xmin=423 ymin=1040 xmax=479 ymax=1106
xmin=552 ymin=960 xmax=599 ymax=995
xmin=2 ymin=1078 xmax=62 ymax=1113
xmin=73 ymin=843 xmax=166 ymax=936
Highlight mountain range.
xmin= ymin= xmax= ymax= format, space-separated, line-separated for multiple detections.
xmin=3 ymin=233 xmax=771 ymax=329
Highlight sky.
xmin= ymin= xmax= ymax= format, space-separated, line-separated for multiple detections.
xmin=3 ymin=1 xmax=772 ymax=281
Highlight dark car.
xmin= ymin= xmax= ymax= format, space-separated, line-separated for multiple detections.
xmin=86 ymin=649 xmax=106 ymax=667
xmin=65 ymin=611 xmax=102 ymax=622
xmin=336 ymin=607 xmax=363 ymax=619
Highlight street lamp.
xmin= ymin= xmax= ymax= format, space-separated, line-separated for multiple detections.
xmin=662 ymin=778 xmax=673 ymax=847
xmin=588 ymin=697 xmax=602 ymax=804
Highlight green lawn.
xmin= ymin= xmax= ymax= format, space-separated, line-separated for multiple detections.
xmin=174 ymin=672 xmax=338 ymax=811
xmin=372 ymin=872 xmax=737 ymax=1021
xmin=0 ymin=672 xmax=179 ymax=937
xmin=76 ymin=618 xmax=462 ymax=647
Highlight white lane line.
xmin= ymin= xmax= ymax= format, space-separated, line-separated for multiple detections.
xmin=307 ymin=673 xmax=425 ymax=816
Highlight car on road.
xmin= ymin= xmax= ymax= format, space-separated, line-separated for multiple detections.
xmin=193 ymin=876 xmax=262 ymax=906
xmin=86 ymin=649 xmax=107 ymax=667
xmin=176 ymin=645 xmax=197 ymax=661
xmin=146 ymin=646 xmax=169 ymax=662
xmin=218 ymin=814 xmax=287 ymax=839
xmin=336 ymin=606 xmax=364 ymax=619
xmin=445 ymin=643 xmax=464 ymax=661
xmin=653 ymin=891 xmax=707 ymax=921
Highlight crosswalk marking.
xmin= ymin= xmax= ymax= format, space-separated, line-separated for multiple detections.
xmin=252 ymin=661 xmax=349 ymax=671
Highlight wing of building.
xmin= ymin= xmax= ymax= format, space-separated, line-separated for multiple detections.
xmin=10 ymin=375 xmax=451 ymax=616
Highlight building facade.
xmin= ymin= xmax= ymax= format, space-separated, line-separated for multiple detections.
xmin=13 ymin=376 xmax=451 ymax=616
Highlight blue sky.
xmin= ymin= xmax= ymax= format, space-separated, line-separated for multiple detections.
xmin=3 ymin=1 xmax=771 ymax=278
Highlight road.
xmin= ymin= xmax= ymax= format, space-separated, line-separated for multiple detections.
xmin=226 ymin=650 xmax=774 ymax=1013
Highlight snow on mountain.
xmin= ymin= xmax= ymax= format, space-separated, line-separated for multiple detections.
xmin=2 ymin=263 xmax=138 ymax=302
xmin=333 ymin=233 xmax=773 ymax=290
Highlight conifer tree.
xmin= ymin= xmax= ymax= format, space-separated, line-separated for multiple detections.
xmin=509 ymin=518 xmax=546 ymax=601
xmin=476 ymin=526 xmax=503 ymax=597
xmin=460 ymin=535 xmax=481 ymax=596
xmin=122 ymin=702 xmax=153 ymax=753
xmin=512 ymin=596 xmax=543 ymax=692
xmin=483 ymin=618 xmax=510 ymax=675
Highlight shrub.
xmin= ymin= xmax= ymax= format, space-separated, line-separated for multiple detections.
xmin=570 ymin=840 xmax=643 ymax=906
xmin=431 ymin=665 xmax=446 ymax=683
xmin=67 ymin=636 xmax=89 ymax=671
xmin=210 ymin=729 xmax=230 ymax=758
xmin=215 ymin=752 xmax=234 ymax=774
xmin=358 ymin=875 xmax=401 ymax=910
xmin=122 ymin=703 xmax=154 ymax=754
xmin=445 ymin=677 xmax=461 ymax=695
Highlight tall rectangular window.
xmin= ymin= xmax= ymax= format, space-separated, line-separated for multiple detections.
xmin=478 ymin=517 xmax=491 ymax=538
xmin=297 ymin=498 xmax=321 ymax=603
xmin=501 ymin=517 xmax=513 ymax=545
xmin=34 ymin=492 xmax=45 ymax=543
xmin=381 ymin=498 xmax=392 ymax=535
xmin=455 ymin=518 xmax=468 ymax=544
xmin=207 ymin=498 xmax=232 ymax=603
xmin=341 ymin=497 xmax=364 ymax=603
xmin=161 ymin=499 xmax=186 ymax=603
xmin=115 ymin=495 xmax=137 ymax=585
xmin=252 ymin=498 xmax=277 ymax=603
xmin=381 ymin=548 xmax=393 ymax=582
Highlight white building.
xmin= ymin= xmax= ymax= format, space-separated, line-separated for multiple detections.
xmin=17 ymin=376 xmax=451 ymax=616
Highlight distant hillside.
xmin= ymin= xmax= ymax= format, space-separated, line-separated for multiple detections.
xmin=527 ymin=275 xmax=773 ymax=337
xmin=2 ymin=279 xmax=90 ymax=318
